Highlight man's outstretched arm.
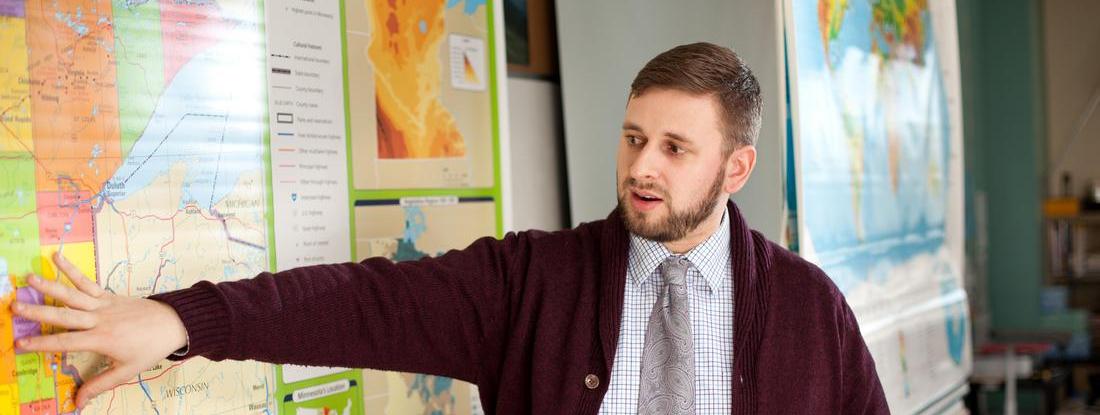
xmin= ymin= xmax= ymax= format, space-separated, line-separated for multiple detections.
xmin=14 ymin=234 xmax=522 ymax=409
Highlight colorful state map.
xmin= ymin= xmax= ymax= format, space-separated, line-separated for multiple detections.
xmin=0 ymin=0 xmax=275 ymax=413
xmin=346 ymin=0 xmax=495 ymax=189
xmin=790 ymin=0 xmax=969 ymax=412
xmin=370 ymin=0 xmax=465 ymax=159
xmin=354 ymin=197 xmax=495 ymax=415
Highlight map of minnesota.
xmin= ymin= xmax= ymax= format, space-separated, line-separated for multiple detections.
xmin=353 ymin=199 xmax=495 ymax=414
xmin=369 ymin=0 xmax=467 ymax=159
xmin=0 ymin=0 xmax=275 ymax=413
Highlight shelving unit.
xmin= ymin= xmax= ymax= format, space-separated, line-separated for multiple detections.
xmin=1045 ymin=212 xmax=1100 ymax=363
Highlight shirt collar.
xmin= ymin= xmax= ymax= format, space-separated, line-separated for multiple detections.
xmin=626 ymin=207 xmax=731 ymax=292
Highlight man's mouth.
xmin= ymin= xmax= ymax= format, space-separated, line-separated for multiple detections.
xmin=633 ymin=191 xmax=663 ymax=202
xmin=629 ymin=188 xmax=664 ymax=212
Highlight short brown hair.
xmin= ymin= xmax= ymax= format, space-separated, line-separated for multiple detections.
xmin=629 ymin=42 xmax=763 ymax=152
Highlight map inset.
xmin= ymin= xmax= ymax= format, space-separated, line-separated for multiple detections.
xmin=354 ymin=197 xmax=494 ymax=415
xmin=346 ymin=0 xmax=495 ymax=189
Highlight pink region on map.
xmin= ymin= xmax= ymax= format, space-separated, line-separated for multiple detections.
xmin=20 ymin=398 xmax=57 ymax=415
xmin=35 ymin=191 xmax=93 ymax=245
xmin=160 ymin=0 xmax=229 ymax=85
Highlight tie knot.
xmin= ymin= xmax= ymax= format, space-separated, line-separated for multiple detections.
xmin=660 ymin=256 xmax=690 ymax=286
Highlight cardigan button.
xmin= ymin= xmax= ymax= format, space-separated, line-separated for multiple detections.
xmin=584 ymin=374 xmax=600 ymax=389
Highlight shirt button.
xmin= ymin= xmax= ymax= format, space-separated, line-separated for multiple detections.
xmin=584 ymin=374 xmax=600 ymax=389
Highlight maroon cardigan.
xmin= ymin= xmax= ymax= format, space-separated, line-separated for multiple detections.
xmin=150 ymin=201 xmax=888 ymax=414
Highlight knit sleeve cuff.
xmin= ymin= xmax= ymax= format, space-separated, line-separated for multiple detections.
xmin=147 ymin=282 xmax=231 ymax=361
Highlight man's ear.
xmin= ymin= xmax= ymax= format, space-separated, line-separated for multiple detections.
xmin=722 ymin=145 xmax=757 ymax=194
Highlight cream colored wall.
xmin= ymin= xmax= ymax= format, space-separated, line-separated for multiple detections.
xmin=1043 ymin=0 xmax=1100 ymax=195
xmin=506 ymin=77 xmax=567 ymax=231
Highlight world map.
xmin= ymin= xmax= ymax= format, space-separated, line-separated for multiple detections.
xmin=791 ymin=0 xmax=970 ymax=411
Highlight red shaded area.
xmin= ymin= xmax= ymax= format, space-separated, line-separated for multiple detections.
xmin=376 ymin=97 xmax=408 ymax=158
xmin=386 ymin=11 xmax=399 ymax=35
xmin=160 ymin=0 xmax=228 ymax=85
xmin=978 ymin=342 xmax=1053 ymax=355
xmin=35 ymin=190 xmax=93 ymax=244
xmin=20 ymin=399 xmax=57 ymax=415
xmin=379 ymin=0 xmax=402 ymax=58
xmin=817 ymin=0 xmax=829 ymax=57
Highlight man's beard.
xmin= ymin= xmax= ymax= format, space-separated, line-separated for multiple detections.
xmin=617 ymin=167 xmax=726 ymax=242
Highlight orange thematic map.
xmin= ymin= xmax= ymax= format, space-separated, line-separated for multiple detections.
xmin=347 ymin=0 xmax=494 ymax=189
xmin=370 ymin=0 xmax=467 ymax=159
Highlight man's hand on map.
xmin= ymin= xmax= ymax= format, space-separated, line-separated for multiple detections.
xmin=10 ymin=252 xmax=189 ymax=409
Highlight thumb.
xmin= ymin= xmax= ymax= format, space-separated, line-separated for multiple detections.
xmin=76 ymin=364 xmax=139 ymax=409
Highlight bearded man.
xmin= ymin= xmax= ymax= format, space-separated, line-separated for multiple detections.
xmin=15 ymin=42 xmax=888 ymax=414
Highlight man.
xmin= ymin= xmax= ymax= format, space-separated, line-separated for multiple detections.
xmin=13 ymin=42 xmax=888 ymax=414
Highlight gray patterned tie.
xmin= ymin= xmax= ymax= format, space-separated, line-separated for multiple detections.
xmin=637 ymin=255 xmax=696 ymax=414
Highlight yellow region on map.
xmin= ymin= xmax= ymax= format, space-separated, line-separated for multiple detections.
xmin=0 ymin=276 xmax=17 ymax=414
xmin=369 ymin=0 xmax=467 ymax=159
xmin=36 ymin=243 xmax=95 ymax=285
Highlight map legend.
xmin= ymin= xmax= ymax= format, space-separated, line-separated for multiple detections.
xmin=266 ymin=0 xmax=351 ymax=270
xmin=449 ymin=34 xmax=487 ymax=91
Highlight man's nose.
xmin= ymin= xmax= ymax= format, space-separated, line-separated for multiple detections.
xmin=629 ymin=143 xmax=662 ymax=181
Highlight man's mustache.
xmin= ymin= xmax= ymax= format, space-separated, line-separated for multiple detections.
xmin=622 ymin=178 xmax=667 ymax=198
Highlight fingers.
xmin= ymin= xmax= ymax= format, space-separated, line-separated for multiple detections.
xmin=76 ymin=364 xmax=139 ymax=410
xmin=12 ymin=302 xmax=96 ymax=330
xmin=53 ymin=251 xmax=106 ymax=298
xmin=14 ymin=330 xmax=97 ymax=353
xmin=25 ymin=274 xmax=100 ymax=311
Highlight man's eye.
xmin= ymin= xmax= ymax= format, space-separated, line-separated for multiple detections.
xmin=668 ymin=144 xmax=685 ymax=155
xmin=626 ymin=135 xmax=641 ymax=145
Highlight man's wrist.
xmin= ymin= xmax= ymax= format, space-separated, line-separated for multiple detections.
xmin=150 ymin=299 xmax=189 ymax=356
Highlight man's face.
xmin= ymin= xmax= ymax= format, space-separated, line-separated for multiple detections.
xmin=617 ymin=88 xmax=729 ymax=242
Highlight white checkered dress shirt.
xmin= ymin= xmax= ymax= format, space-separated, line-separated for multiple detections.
xmin=598 ymin=208 xmax=734 ymax=414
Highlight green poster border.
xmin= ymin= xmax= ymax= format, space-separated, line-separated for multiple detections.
xmin=260 ymin=0 xmax=278 ymax=272
xmin=338 ymin=0 xmax=506 ymax=262
xmin=257 ymin=1 xmax=282 ymax=411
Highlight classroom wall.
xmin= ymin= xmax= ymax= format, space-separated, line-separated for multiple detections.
xmin=957 ymin=0 xmax=1087 ymax=334
xmin=555 ymin=0 xmax=787 ymax=241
